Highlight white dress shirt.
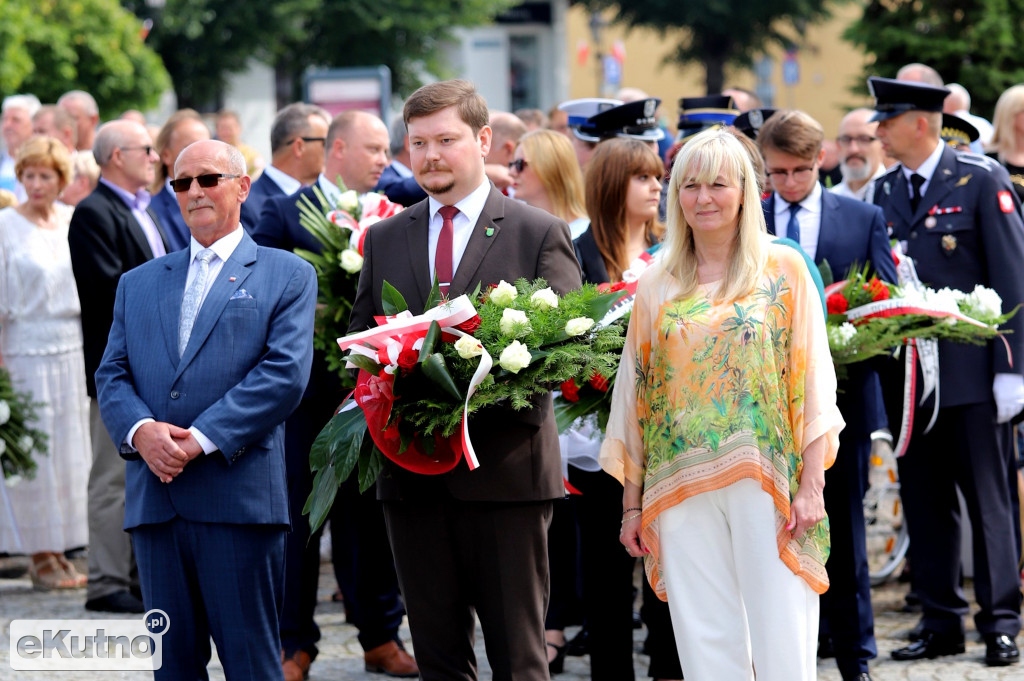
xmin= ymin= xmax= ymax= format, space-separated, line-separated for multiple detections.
xmin=901 ymin=139 xmax=944 ymax=200
xmin=261 ymin=164 xmax=302 ymax=197
xmin=426 ymin=179 xmax=491 ymax=288
xmin=773 ymin=181 xmax=823 ymax=261
xmin=832 ymin=164 xmax=887 ymax=203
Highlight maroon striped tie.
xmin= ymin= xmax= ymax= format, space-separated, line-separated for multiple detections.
xmin=436 ymin=205 xmax=459 ymax=296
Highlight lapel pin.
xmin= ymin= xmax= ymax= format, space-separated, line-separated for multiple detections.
xmin=942 ymin=234 xmax=957 ymax=254
xmin=883 ymin=181 xmax=891 ymax=196
xmin=485 ymin=227 xmax=494 ymax=237
xmin=924 ymin=216 xmax=937 ymax=229
xmin=229 ymin=276 xmax=236 ymax=282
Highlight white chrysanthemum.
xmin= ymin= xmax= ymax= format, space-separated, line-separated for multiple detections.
xmin=498 ymin=340 xmax=532 ymax=373
xmin=828 ymin=322 xmax=858 ymax=348
xmin=0 ymin=400 xmax=9 ymax=426
xmin=490 ymin=280 xmax=518 ymax=307
xmin=961 ymin=285 xmax=1003 ymax=321
xmin=499 ymin=308 xmax=531 ymax=336
xmin=17 ymin=435 xmax=32 ymax=452
xmin=337 ymin=190 xmax=360 ymax=214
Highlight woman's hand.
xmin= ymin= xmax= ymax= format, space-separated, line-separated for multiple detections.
xmin=620 ymin=514 xmax=648 ymax=557
xmin=787 ymin=434 xmax=827 ymax=538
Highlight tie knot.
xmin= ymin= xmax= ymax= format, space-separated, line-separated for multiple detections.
xmin=788 ymin=202 xmax=801 ymax=216
xmin=911 ymin=173 xmax=925 ymax=191
xmin=195 ymin=248 xmax=214 ymax=265
xmin=439 ymin=205 xmax=459 ymax=221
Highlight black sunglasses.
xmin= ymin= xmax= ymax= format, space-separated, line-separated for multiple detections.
xmin=289 ymin=136 xmax=326 ymax=145
xmin=508 ymin=159 xmax=528 ymax=172
xmin=170 ymin=173 xmax=241 ymax=193
xmin=120 ymin=145 xmax=154 ymax=156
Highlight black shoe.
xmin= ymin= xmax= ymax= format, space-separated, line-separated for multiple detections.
xmin=817 ymin=635 xmax=835 ymax=659
xmin=85 ymin=590 xmax=145 ymax=613
xmin=891 ymin=631 xmax=965 ymax=661
xmin=564 ymin=628 xmax=588 ymax=657
xmin=906 ymin=617 xmax=926 ymax=641
xmin=547 ymin=642 xmax=567 ymax=675
xmin=984 ymin=634 xmax=1020 ymax=666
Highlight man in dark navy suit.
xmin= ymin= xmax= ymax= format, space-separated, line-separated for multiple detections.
xmin=254 ymin=110 xmax=417 ymax=680
xmin=151 ymin=109 xmax=211 ymax=251
xmin=240 ymin=103 xmax=328 ymax=231
xmin=758 ymin=109 xmax=896 ymax=681
xmin=869 ymin=76 xmax=1024 ymax=668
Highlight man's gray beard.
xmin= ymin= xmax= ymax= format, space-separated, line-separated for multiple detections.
xmin=840 ymin=159 xmax=874 ymax=182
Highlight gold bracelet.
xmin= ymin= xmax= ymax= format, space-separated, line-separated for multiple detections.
xmin=621 ymin=512 xmax=642 ymax=524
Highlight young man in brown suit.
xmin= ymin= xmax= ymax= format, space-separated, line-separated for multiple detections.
xmin=348 ymin=79 xmax=582 ymax=680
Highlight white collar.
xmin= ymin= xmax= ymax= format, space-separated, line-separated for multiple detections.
xmin=261 ymin=164 xmax=302 ymax=196
xmin=189 ymin=225 xmax=244 ymax=264
xmin=902 ymin=139 xmax=944 ymax=183
xmin=427 ymin=179 xmax=491 ymax=225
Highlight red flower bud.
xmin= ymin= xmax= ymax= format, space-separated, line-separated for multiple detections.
xmin=826 ymin=292 xmax=849 ymax=315
xmin=397 ymin=348 xmax=419 ymax=371
xmin=560 ymin=379 xmax=580 ymax=402
xmin=589 ymin=374 xmax=609 ymax=392
xmin=455 ymin=315 xmax=482 ymax=334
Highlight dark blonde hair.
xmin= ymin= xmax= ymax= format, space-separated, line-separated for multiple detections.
xmin=660 ymin=127 xmax=767 ymax=303
xmin=517 ymin=130 xmax=586 ymax=223
xmin=584 ymin=139 xmax=665 ymax=282
xmin=404 ymin=80 xmax=488 ymax=133
xmin=15 ymin=135 xmax=72 ymax=189
xmin=757 ymin=109 xmax=824 ymax=161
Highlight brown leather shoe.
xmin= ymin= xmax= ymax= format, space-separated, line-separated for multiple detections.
xmin=281 ymin=649 xmax=311 ymax=681
xmin=364 ymin=640 xmax=419 ymax=678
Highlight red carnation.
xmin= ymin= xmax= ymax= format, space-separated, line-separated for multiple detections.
xmin=455 ymin=315 xmax=482 ymax=334
xmin=864 ymin=277 xmax=890 ymax=302
xmin=397 ymin=348 xmax=419 ymax=371
xmin=826 ymin=292 xmax=849 ymax=315
xmin=561 ymin=379 xmax=580 ymax=402
xmin=589 ymin=373 xmax=610 ymax=392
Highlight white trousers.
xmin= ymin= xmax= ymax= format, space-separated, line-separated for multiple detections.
xmin=659 ymin=478 xmax=818 ymax=681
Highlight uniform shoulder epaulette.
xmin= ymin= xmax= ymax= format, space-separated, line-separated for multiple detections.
xmin=955 ymin=151 xmax=998 ymax=170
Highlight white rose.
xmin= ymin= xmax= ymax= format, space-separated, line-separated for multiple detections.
xmin=0 ymin=400 xmax=9 ymax=425
xmin=530 ymin=287 xmax=559 ymax=311
xmin=18 ymin=435 xmax=32 ymax=452
xmin=340 ymin=248 xmax=364 ymax=273
xmin=499 ymin=308 xmax=531 ymax=336
xmin=565 ymin=317 xmax=595 ymax=336
xmin=337 ymin=190 xmax=360 ymax=215
xmin=454 ymin=335 xmax=484 ymax=359
xmin=490 ymin=280 xmax=519 ymax=307
xmin=498 ymin=340 xmax=532 ymax=373
xmin=5 ymin=473 xmax=20 ymax=488
xmin=966 ymin=285 xmax=1003 ymax=320
xmin=0 ymin=438 xmax=5 ymax=455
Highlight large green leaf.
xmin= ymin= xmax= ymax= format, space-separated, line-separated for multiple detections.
xmin=418 ymin=321 xmax=441 ymax=362
xmin=554 ymin=391 xmax=608 ymax=433
xmin=421 ymin=353 xmax=463 ymax=401
xmin=381 ymin=281 xmax=409 ymax=316
xmin=357 ymin=437 xmax=385 ymax=494
xmin=586 ymin=290 xmax=629 ymax=324
xmin=304 ymin=406 xmax=367 ymax=532
xmin=424 ymin=274 xmax=443 ymax=311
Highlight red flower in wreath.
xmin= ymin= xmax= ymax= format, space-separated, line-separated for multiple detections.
xmin=397 ymin=348 xmax=419 ymax=371
xmin=455 ymin=315 xmax=482 ymax=334
xmin=826 ymin=292 xmax=849 ymax=315
xmin=588 ymin=373 xmax=610 ymax=392
xmin=863 ymin=277 xmax=890 ymax=302
xmin=560 ymin=379 xmax=580 ymax=402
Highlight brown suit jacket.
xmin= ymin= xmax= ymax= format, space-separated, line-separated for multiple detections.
xmin=348 ymin=185 xmax=582 ymax=502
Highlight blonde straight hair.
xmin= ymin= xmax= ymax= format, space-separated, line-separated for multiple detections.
xmin=658 ymin=127 xmax=767 ymax=303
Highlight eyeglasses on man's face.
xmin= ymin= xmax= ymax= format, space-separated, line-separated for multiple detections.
xmin=170 ymin=173 xmax=241 ymax=193
xmin=765 ymin=166 xmax=815 ymax=182
xmin=837 ymin=135 xmax=878 ymax=146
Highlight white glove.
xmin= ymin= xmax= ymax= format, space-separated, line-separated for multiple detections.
xmin=992 ymin=373 xmax=1024 ymax=424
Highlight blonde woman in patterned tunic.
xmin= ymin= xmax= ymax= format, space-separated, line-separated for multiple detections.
xmin=602 ymin=128 xmax=844 ymax=681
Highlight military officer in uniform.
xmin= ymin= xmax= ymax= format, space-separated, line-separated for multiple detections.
xmin=869 ymin=76 xmax=1024 ymax=668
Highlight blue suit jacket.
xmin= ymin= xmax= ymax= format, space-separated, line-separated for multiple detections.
xmin=374 ymin=162 xmax=427 ymax=207
xmin=149 ymin=185 xmax=190 ymax=252
xmin=240 ymin=172 xmax=287 ymax=232
xmin=764 ymin=190 xmax=897 ymax=436
xmin=95 ymin=231 xmax=317 ymax=529
xmin=252 ymin=185 xmax=323 ymax=254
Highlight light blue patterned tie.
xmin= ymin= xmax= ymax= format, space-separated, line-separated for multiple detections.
xmin=179 ymin=248 xmax=215 ymax=357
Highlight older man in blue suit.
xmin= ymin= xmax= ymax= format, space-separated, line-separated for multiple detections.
xmin=96 ymin=139 xmax=317 ymax=680
xmin=758 ymin=109 xmax=897 ymax=681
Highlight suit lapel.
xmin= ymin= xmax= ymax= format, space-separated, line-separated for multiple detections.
xmin=451 ymin=188 xmax=503 ymax=295
xmin=159 ymin=251 xmax=190 ymax=363
xmin=100 ymin=184 xmax=154 ymax=259
xmin=402 ymin=203 xmax=431 ymax=309
xmin=762 ymin=194 xmax=777 ymax=235
xmin=174 ymin=233 xmax=256 ymax=379
xmin=886 ymin=171 xmax=914 ymax=225
xmin=816 ymin=191 xmax=839 ymax=265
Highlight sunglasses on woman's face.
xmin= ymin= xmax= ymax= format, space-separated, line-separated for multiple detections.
xmin=170 ymin=173 xmax=240 ymax=193
xmin=508 ymin=159 xmax=528 ymax=173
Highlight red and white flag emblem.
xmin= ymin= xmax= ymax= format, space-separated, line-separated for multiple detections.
xmin=998 ymin=190 xmax=1015 ymax=213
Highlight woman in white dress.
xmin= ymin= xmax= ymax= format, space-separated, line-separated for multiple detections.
xmin=0 ymin=135 xmax=90 ymax=589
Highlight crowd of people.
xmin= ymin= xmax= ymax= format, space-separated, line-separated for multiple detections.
xmin=0 ymin=61 xmax=1022 ymax=681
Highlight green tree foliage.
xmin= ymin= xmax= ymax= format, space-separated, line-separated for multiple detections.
xmin=574 ymin=0 xmax=838 ymax=94
xmin=844 ymin=0 xmax=1024 ymax=117
xmin=126 ymin=0 xmax=513 ymax=109
xmin=0 ymin=0 xmax=169 ymax=118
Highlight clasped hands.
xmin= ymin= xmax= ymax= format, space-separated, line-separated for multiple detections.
xmin=133 ymin=421 xmax=204 ymax=483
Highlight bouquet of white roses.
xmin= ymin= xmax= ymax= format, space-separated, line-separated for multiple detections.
xmin=304 ymin=278 xmax=626 ymax=531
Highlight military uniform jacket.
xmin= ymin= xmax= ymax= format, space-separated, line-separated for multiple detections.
xmin=873 ymin=144 xmax=1024 ymax=407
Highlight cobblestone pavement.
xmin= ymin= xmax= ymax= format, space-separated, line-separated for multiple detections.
xmin=1 ymin=561 xmax=1020 ymax=680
